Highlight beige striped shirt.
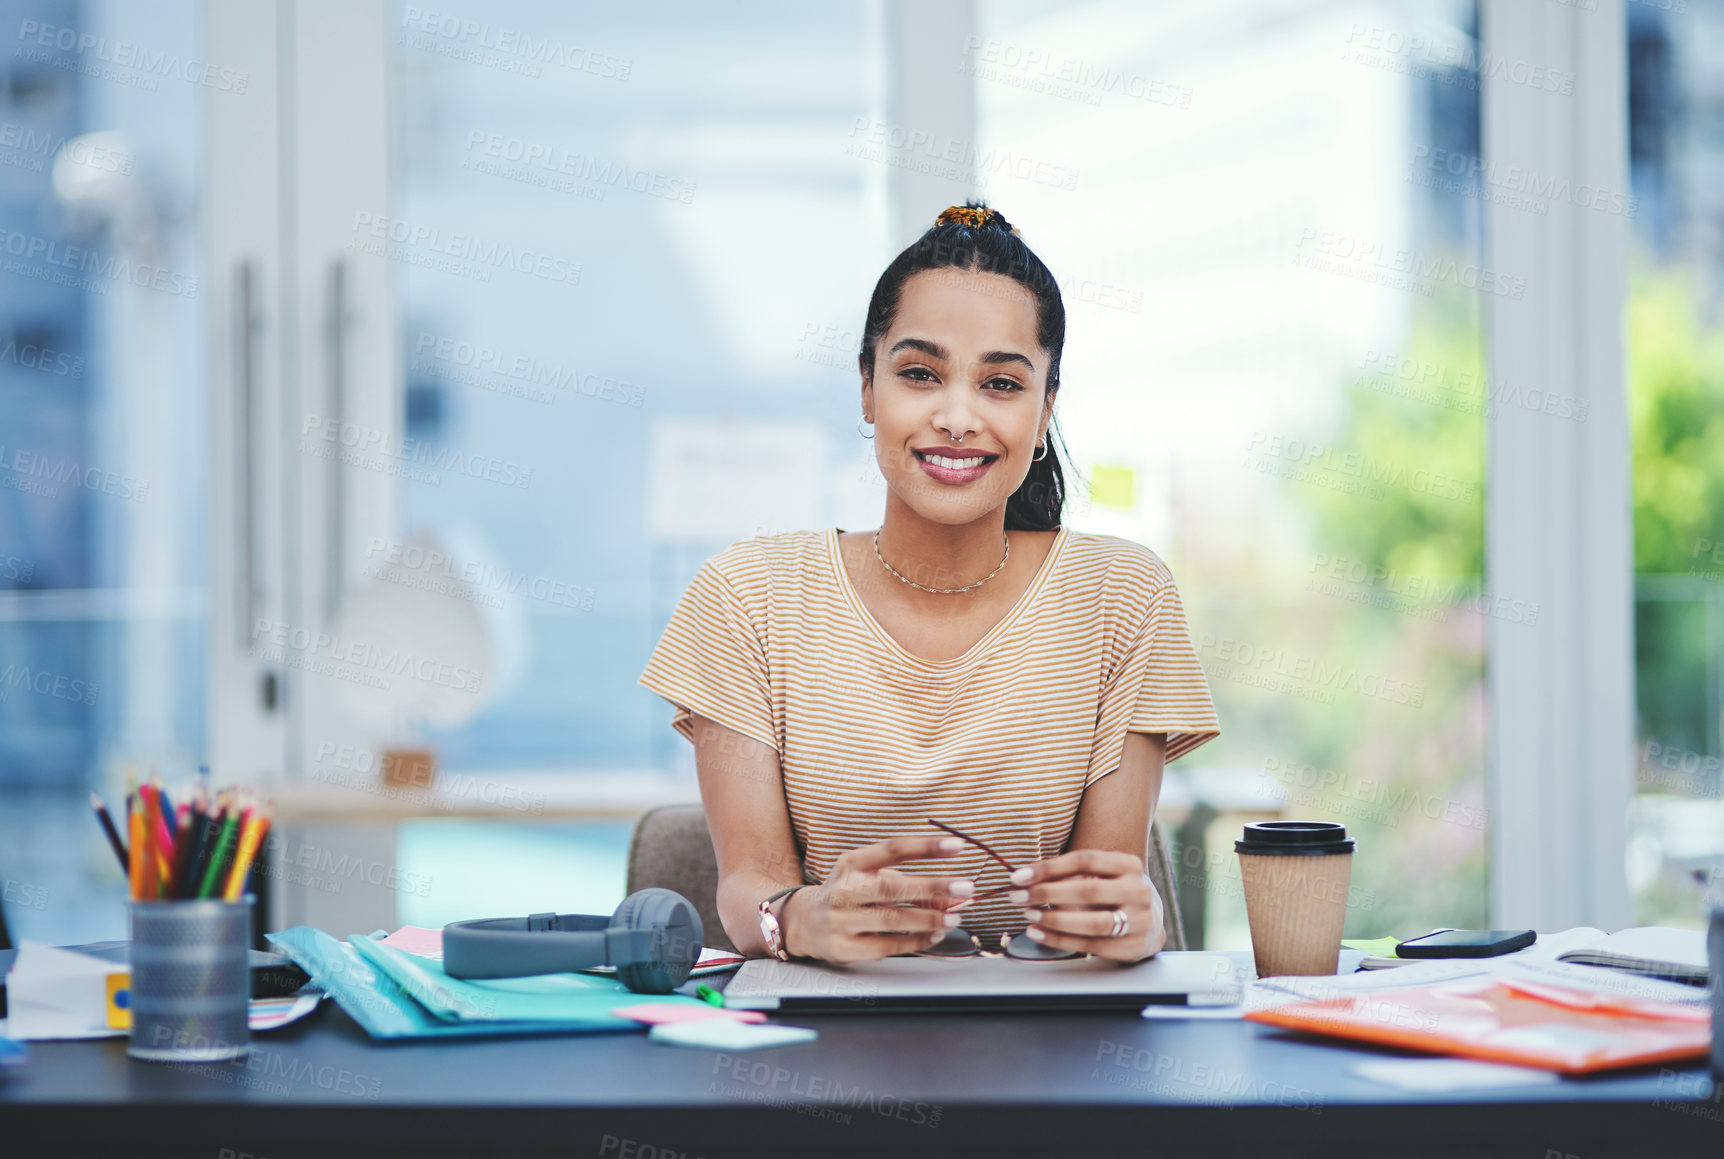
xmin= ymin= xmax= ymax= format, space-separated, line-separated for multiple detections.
xmin=637 ymin=525 xmax=1220 ymax=938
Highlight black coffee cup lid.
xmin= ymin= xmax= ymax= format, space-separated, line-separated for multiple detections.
xmin=1235 ymin=821 xmax=1355 ymax=855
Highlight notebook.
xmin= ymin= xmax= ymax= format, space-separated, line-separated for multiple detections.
xmin=1553 ymin=926 xmax=1708 ymax=985
xmin=723 ymin=950 xmax=1243 ymax=1013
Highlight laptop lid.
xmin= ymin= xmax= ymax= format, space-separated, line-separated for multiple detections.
xmin=723 ymin=950 xmax=1243 ymax=1013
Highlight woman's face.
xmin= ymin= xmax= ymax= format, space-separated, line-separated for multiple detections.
xmin=863 ymin=267 xmax=1054 ymax=526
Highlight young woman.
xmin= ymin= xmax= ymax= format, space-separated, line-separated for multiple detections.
xmin=638 ymin=203 xmax=1218 ymax=964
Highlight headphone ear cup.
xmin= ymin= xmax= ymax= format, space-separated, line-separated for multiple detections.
xmin=611 ymin=888 xmax=704 ymax=994
xmin=610 ymin=890 xmax=645 ymax=934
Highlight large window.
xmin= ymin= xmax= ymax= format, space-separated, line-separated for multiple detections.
xmin=1625 ymin=0 xmax=1724 ymax=929
xmin=973 ymin=0 xmax=1488 ymax=947
xmin=365 ymin=0 xmax=891 ymax=923
xmin=0 ymin=1 xmax=1652 ymax=942
xmin=0 ymin=0 xmax=208 ymax=944
xmin=376 ymin=0 xmax=887 ymax=776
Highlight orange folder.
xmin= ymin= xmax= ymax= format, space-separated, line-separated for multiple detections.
xmin=1245 ymin=976 xmax=1711 ymax=1074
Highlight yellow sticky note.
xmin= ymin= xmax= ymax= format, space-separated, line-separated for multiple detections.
xmin=1089 ymin=464 xmax=1136 ymax=509
xmin=105 ymin=971 xmax=131 ymax=1029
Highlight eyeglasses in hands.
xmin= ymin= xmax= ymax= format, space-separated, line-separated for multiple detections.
xmin=920 ymin=819 xmax=1083 ymax=961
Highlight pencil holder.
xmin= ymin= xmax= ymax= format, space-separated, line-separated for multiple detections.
xmin=126 ymin=896 xmax=253 ymax=1062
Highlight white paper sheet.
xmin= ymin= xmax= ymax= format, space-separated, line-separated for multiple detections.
xmin=4 ymin=940 xmax=327 ymax=1040
xmin=6 ymin=942 xmax=117 ymax=1040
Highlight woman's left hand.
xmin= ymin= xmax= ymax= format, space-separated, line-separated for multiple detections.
xmin=1007 ymin=849 xmax=1165 ymax=963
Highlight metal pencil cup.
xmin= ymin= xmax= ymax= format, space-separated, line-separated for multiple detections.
xmin=127 ymin=896 xmax=252 ymax=1062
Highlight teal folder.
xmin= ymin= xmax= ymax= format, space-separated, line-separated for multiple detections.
xmin=266 ymin=926 xmax=700 ymax=1040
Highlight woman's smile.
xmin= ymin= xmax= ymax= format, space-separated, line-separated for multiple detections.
xmin=913 ymin=447 xmax=1000 ymax=484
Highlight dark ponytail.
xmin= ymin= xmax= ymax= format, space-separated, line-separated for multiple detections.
xmin=858 ymin=202 xmax=1071 ymax=532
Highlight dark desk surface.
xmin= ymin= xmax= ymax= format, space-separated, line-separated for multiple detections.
xmin=3 ymin=996 xmax=1721 ymax=1159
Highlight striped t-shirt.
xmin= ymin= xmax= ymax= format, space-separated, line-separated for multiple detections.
xmin=637 ymin=525 xmax=1220 ymax=939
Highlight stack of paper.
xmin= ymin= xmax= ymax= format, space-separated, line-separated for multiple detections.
xmin=5 ymin=943 xmax=116 ymax=1040
xmin=1142 ymin=927 xmax=1711 ymax=1023
xmin=1352 ymin=926 xmax=1709 ymax=983
xmin=2 ymin=941 xmax=324 ymax=1042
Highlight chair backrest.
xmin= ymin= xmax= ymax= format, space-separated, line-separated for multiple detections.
xmin=626 ymin=804 xmax=733 ymax=951
xmin=625 ymin=804 xmax=1188 ymax=954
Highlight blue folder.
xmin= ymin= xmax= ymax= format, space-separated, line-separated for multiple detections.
xmin=266 ymin=926 xmax=700 ymax=1040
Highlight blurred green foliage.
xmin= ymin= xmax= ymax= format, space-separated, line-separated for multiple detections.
xmin=1628 ymin=269 xmax=1724 ymax=573
xmin=1251 ymin=286 xmax=1490 ymax=938
xmin=1281 ymin=270 xmax=1724 ymax=935
xmin=1307 ymin=288 xmax=1484 ymax=586
xmin=1627 ymin=269 xmax=1724 ymax=766
xmin=1303 ymin=267 xmax=1724 ymax=581
xmin=1190 ymin=269 xmax=1724 ymax=942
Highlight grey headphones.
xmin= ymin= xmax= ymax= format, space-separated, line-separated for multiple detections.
xmin=442 ymin=888 xmax=704 ymax=994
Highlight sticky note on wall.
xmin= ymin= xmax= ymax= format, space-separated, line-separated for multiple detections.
xmin=1089 ymin=464 xmax=1137 ymax=510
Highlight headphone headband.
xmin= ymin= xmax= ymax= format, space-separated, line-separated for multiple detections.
xmin=442 ymin=888 xmax=703 ymax=994
xmin=442 ymin=913 xmax=611 ymax=979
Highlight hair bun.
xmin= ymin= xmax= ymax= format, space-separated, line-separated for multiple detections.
xmin=935 ymin=203 xmax=1015 ymax=235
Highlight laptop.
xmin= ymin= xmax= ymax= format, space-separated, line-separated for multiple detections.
xmin=722 ymin=950 xmax=1243 ymax=1013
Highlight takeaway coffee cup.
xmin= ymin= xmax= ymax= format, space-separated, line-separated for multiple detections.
xmin=1236 ymin=821 xmax=1355 ymax=978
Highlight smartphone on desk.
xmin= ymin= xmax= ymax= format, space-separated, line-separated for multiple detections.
xmin=1395 ymin=928 xmax=1536 ymax=959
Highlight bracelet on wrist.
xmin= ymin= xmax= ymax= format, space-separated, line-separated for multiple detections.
xmin=776 ymin=887 xmax=802 ymax=958
xmin=757 ymin=884 xmax=806 ymax=961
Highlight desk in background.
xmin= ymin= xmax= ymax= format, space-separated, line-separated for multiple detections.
xmin=262 ymin=771 xmax=698 ymax=938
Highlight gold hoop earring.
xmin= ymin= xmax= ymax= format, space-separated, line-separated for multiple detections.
xmin=1032 ymin=439 xmax=1049 ymax=462
xmin=857 ymin=415 xmax=874 ymax=439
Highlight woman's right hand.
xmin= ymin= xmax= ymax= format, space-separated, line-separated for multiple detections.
xmin=780 ymin=835 xmax=976 ymax=963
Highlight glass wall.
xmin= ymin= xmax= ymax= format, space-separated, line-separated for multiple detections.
xmin=973 ymin=0 xmax=1489 ymax=947
xmin=1625 ymin=0 xmax=1724 ymax=930
xmin=6 ymin=0 xmax=1662 ymax=943
xmin=0 ymin=0 xmax=207 ymax=944
xmin=373 ymin=0 xmax=890 ymax=922
xmin=363 ymin=0 xmax=1502 ymax=936
xmin=378 ymin=0 xmax=887 ymax=774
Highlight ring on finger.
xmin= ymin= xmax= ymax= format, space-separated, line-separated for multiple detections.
xmin=1109 ymin=909 xmax=1129 ymax=938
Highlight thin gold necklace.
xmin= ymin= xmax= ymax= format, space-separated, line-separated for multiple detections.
xmin=873 ymin=530 xmax=1010 ymax=595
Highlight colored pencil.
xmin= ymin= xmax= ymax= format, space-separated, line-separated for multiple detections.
xmin=137 ymin=791 xmax=160 ymax=900
xmin=222 ymin=805 xmax=269 ymax=900
xmin=113 ymin=775 xmax=271 ymax=904
xmin=141 ymin=784 xmax=175 ymax=897
xmin=183 ymin=791 xmax=223 ymax=899
xmin=196 ymin=798 xmax=242 ymax=899
xmin=170 ymin=789 xmax=209 ymax=900
xmin=90 ymin=791 xmax=129 ymax=875
xmin=127 ymin=801 xmax=145 ymax=899
xmin=159 ymin=784 xmax=178 ymax=841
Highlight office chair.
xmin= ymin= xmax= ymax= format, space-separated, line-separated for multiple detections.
xmin=625 ymin=804 xmax=1189 ymax=955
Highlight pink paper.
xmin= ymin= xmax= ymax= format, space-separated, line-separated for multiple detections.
xmin=611 ymin=1002 xmax=765 ymax=1025
xmin=379 ymin=925 xmax=445 ymax=958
